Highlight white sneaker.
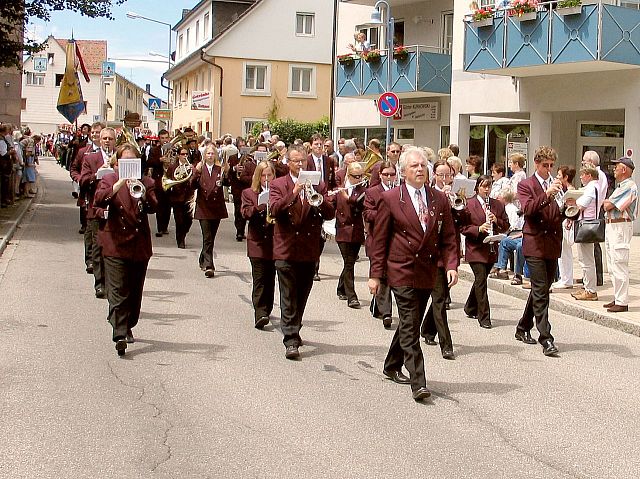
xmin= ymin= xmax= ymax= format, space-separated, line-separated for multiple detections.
xmin=551 ymin=281 xmax=573 ymax=290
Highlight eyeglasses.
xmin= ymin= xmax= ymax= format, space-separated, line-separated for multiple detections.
xmin=179 ymin=152 xmax=188 ymax=156
xmin=381 ymin=172 xmax=397 ymax=177
xmin=388 ymin=150 xmax=401 ymax=154
xmin=435 ymin=173 xmax=453 ymax=178
xmin=288 ymin=158 xmax=305 ymax=164
xmin=350 ymin=174 xmax=363 ymax=179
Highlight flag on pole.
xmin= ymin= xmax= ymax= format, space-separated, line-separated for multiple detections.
xmin=75 ymin=42 xmax=90 ymax=83
xmin=56 ymin=40 xmax=86 ymax=123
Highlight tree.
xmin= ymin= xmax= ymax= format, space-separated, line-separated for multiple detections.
xmin=0 ymin=1 xmax=126 ymax=69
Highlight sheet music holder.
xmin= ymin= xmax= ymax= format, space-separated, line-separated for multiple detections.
xmin=239 ymin=146 xmax=252 ymax=157
xmin=483 ymin=233 xmax=507 ymax=244
xmin=258 ymin=190 xmax=269 ymax=206
xmin=96 ymin=167 xmax=115 ymax=180
xmin=297 ymin=170 xmax=321 ymax=186
xmin=118 ymin=159 xmax=142 ymax=180
xmin=253 ymin=151 xmax=267 ymax=162
xmin=452 ymin=178 xmax=476 ymax=196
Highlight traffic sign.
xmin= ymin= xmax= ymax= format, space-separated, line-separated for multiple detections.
xmin=102 ymin=61 xmax=115 ymax=77
xmin=148 ymin=98 xmax=162 ymax=111
xmin=378 ymin=92 xmax=400 ymax=118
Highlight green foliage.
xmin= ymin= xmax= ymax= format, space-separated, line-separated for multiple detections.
xmin=251 ymin=117 xmax=331 ymax=145
xmin=558 ymin=0 xmax=582 ymax=8
xmin=1 ymin=1 xmax=126 ymax=70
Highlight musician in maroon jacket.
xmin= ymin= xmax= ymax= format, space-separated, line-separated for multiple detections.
xmin=226 ymin=139 xmax=257 ymax=241
xmin=515 ymin=146 xmax=565 ymax=356
xmin=71 ymin=121 xmax=103 ymax=271
xmin=79 ymin=127 xmax=116 ymax=299
xmin=94 ymin=144 xmax=158 ymax=356
xmin=334 ymin=162 xmax=367 ymax=309
xmin=269 ymin=145 xmax=335 ymax=360
xmin=145 ymin=129 xmax=171 ymax=237
xmin=166 ymin=146 xmax=196 ymax=248
xmin=241 ymin=161 xmax=276 ymax=330
xmin=368 ymin=141 xmax=402 ymax=188
xmin=460 ymin=175 xmax=509 ymax=330
xmin=368 ymin=148 xmax=458 ymax=401
xmin=363 ymin=160 xmax=397 ymax=328
xmin=191 ymin=144 xmax=228 ymax=278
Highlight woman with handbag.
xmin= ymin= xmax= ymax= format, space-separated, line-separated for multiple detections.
xmin=571 ymin=166 xmax=601 ymax=301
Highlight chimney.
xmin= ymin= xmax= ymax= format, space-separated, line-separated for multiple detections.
xmin=145 ymin=84 xmax=151 ymax=94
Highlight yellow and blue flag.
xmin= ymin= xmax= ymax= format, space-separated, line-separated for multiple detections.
xmin=56 ymin=40 xmax=88 ymax=124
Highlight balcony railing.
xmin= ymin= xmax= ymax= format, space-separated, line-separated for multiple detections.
xmin=336 ymin=45 xmax=451 ymax=98
xmin=464 ymin=1 xmax=640 ymax=75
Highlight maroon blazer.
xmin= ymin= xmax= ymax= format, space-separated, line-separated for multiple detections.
xmin=335 ymin=168 xmax=347 ymax=188
xmin=269 ymin=174 xmax=335 ymax=262
xmin=79 ymin=151 xmax=109 ymax=220
xmin=306 ymin=154 xmax=337 ymax=190
xmin=272 ymin=159 xmax=289 ymax=178
xmin=368 ymin=162 xmax=383 ymax=188
xmin=369 ymin=184 xmax=458 ymax=289
xmin=363 ymin=184 xmax=386 ymax=253
xmin=335 ymin=185 xmax=366 ymax=244
xmin=190 ymin=164 xmax=228 ymax=220
xmin=166 ymin=161 xmax=195 ymax=204
xmin=460 ymin=196 xmax=509 ymax=264
xmin=517 ymin=175 xmax=564 ymax=260
xmin=241 ymin=188 xmax=274 ymax=260
xmin=94 ymin=174 xmax=158 ymax=261
xmin=145 ymin=144 xmax=164 ymax=182
xmin=227 ymin=154 xmax=256 ymax=198
xmin=70 ymin=143 xmax=98 ymax=206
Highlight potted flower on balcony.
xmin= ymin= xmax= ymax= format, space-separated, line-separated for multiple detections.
xmin=509 ymin=0 xmax=539 ymax=21
xmin=393 ymin=46 xmax=409 ymax=61
xmin=337 ymin=54 xmax=357 ymax=66
xmin=557 ymin=0 xmax=582 ymax=16
xmin=362 ymin=49 xmax=382 ymax=63
xmin=472 ymin=6 xmax=495 ymax=28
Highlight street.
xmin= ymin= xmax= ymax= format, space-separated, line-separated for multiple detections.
xmin=1 ymin=158 xmax=640 ymax=479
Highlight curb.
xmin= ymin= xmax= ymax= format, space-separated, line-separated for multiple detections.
xmin=458 ymin=267 xmax=640 ymax=338
xmin=0 ymin=196 xmax=36 ymax=256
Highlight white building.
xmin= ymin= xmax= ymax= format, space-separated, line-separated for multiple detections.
xmin=21 ymin=36 xmax=107 ymax=134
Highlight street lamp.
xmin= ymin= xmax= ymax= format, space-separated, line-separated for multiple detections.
xmin=366 ymin=1 xmax=394 ymax=150
xmin=126 ymin=11 xmax=173 ymax=104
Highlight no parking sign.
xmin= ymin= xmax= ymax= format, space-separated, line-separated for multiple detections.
xmin=378 ymin=92 xmax=400 ymax=118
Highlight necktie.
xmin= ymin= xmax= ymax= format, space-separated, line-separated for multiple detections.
xmin=542 ymin=179 xmax=549 ymax=191
xmin=415 ymin=190 xmax=428 ymax=230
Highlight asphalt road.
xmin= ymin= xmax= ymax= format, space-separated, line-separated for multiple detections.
xmin=2 ymin=158 xmax=640 ymax=478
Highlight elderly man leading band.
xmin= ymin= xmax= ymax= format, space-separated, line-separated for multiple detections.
xmin=368 ymin=148 xmax=459 ymax=401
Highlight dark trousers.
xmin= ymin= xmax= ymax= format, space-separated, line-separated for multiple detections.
xmin=314 ymin=237 xmax=326 ymax=275
xmin=233 ymin=194 xmax=246 ymax=237
xmin=0 ymin=167 xmax=11 ymax=206
xmin=199 ymin=219 xmax=220 ymax=270
xmin=155 ymin=189 xmax=171 ymax=233
xmin=275 ymin=260 xmax=315 ymax=347
xmin=337 ymin=242 xmax=361 ymax=301
xmin=79 ymin=204 xmax=87 ymax=228
xmin=172 ymin=202 xmax=192 ymax=246
xmin=87 ymin=218 xmax=104 ymax=291
xmin=384 ymin=286 xmax=432 ymax=393
xmin=421 ymin=268 xmax=453 ymax=351
xmin=82 ymin=209 xmax=92 ymax=267
xmin=250 ymin=257 xmax=276 ymax=321
xmin=517 ymin=256 xmax=556 ymax=343
xmin=594 ymin=242 xmax=603 ymax=286
xmin=370 ymin=279 xmax=392 ymax=319
xmin=465 ymin=262 xmax=492 ymax=326
xmin=104 ymin=256 xmax=148 ymax=341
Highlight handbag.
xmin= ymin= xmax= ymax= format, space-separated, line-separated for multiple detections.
xmin=574 ymin=189 xmax=605 ymax=243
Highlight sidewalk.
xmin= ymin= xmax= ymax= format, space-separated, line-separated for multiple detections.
xmin=0 ymin=185 xmax=37 ymax=256
xmin=458 ymin=236 xmax=640 ymax=337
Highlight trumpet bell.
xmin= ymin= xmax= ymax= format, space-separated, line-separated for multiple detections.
xmin=564 ymin=204 xmax=580 ymax=219
xmin=128 ymin=179 xmax=146 ymax=199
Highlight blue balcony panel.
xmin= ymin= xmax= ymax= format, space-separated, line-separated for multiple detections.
xmin=550 ymin=5 xmax=598 ymax=64
xmin=362 ymin=57 xmax=389 ymax=96
xmin=464 ymin=14 xmax=505 ymax=72
xmin=336 ymin=60 xmax=362 ymax=97
xmin=391 ymin=52 xmax=418 ymax=93
xmin=506 ymin=11 xmax=549 ymax=68
xmin=417 ymin=52 xmax=451 ymax=94
xmin=601 ymin=5 xmax=640 ymax=65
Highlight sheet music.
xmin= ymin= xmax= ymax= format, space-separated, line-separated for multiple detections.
xmin=258 ymin=190 xmax=269 ymax=205
xmin=118 ymin=159 xmax=142 ymax=180
xmin=254 ymin=151 xmax=267 ymax=162
xmin=298 ymin=170 xmax=321 ymax=186
xmin=452 ymin=178 xmax=476 ymax=196
xmin=96 ymin=167 xmax=115 ymax=180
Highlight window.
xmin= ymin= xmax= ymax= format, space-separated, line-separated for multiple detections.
xmin=393 ymin=21 xmax=404 ymax=47
xmin=296 ymin=13 xmax=314 ymax=36
xmin=55 ymin=74 xmax=64 ymax=87
xmin=203 ymin=14 xmax=210 ymax=40
xmin=289 ymin=65 xmax=315 ymax=97
xmin=26 ymin=72 xmax=45 ymax=86
xmin=127 ymin=87 xmax=133 ymax=100
xmin=359 ymin=27 xmax=379 ymax=49
xmin=243 ymin=118 xmax=265 ymax=137
xmin=178 ymin=34 xmax=184 ymax=57
xmin=243 ymin=63 xmax=270 ymax=95
xmin=480 ymin=0 xmax=495 ymax=7
xmin=186 ymin=28 xmax=190 ymax=52
xmin=442 ymin=12 xmax=454 ymax=54
xmin=195 ymin=21 xmax=200 ymax=46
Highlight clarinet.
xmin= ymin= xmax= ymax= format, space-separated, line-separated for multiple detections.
xmin=485 ymin=196 xmax=495 ymax=254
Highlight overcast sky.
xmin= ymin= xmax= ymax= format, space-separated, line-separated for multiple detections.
xmin=27 ymin=0 xmax=195 ymax=101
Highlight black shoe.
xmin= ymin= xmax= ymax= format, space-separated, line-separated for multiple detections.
xmin=542 ymin=340 xmax=559 ymax=356
xmin=515 ymin=329 xmax=536 ymax=344
xmin=95 ymin=288 xmax=106 ymax=299
xmin=442 ymin=349 xmax=455 ymax=360
xmin=115 ymin=339 xmax=127 ymax=356
xmin=285 ymin=345 xmax=300 ymax=360
xmin=155 ymin=232 xmax=163 ymax=237
xmin=86 ymin=264 xmax=93 ymax=274
xmin=412 ymin=387 xmax=432 ymax=401
xmin=382 ymin=316 xmax=392 ymax=329
xmin=383 ymin=369 xmax=411 ymax=385
xmin=478 ymin=319 xmax=492 ymax=329
xmin=348 ymin=299 xmax=361 ymax=309
xmin=162 ymin=231 xmax=169 ymax=235
xmin=337 ymin=294 xmax=348 ymax=300
xmin=236 ymin=235 xmax=244 ymax=242
xmin=78 ymin=227 xmax=85 ymax=234
xmin=177 ymin=241 xmax=186 ymax=249
xmin=423 ymin=335 xmax=437 ymax=345
xmin=72 ymin=191 xmax=79 ymax=199
xmin=126 ymin=329 xmax=135 ymax=344
xmin=445 ymin=303 xmax=451 ymax=310
xmin=465 ymin=312 xmax=478 ymax=319
xmin=313 ymin=274 xmax=321 ymax=282
xmin=255 ymin=316 xmax=269 ymax=329
xmin=205 ymin=268 xmax=215 ymax=278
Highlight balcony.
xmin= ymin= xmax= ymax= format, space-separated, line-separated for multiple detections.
xmin=336 ymin=45 xmax=451 ymax=98
xmin=464 ymin=3 xmax=640 ymax=76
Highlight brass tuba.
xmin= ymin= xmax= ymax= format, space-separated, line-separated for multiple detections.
xmin=361 ymin=146 xmax=383 ymax=179
xmin=162 ymin=161 xmax=193 ymax=191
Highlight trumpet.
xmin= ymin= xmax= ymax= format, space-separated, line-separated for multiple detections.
xmin=450 ymin=187 xmax=467 ymax=211
xmin=265 ymin=180 xmax=276 ymax=224
xmin=304 ymin=180 xmax=324 ymax=207
xmin=128 ymin=179 xmax=146 ymax=199
xmin=327 ymin=178 xmax=368 ymax=196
